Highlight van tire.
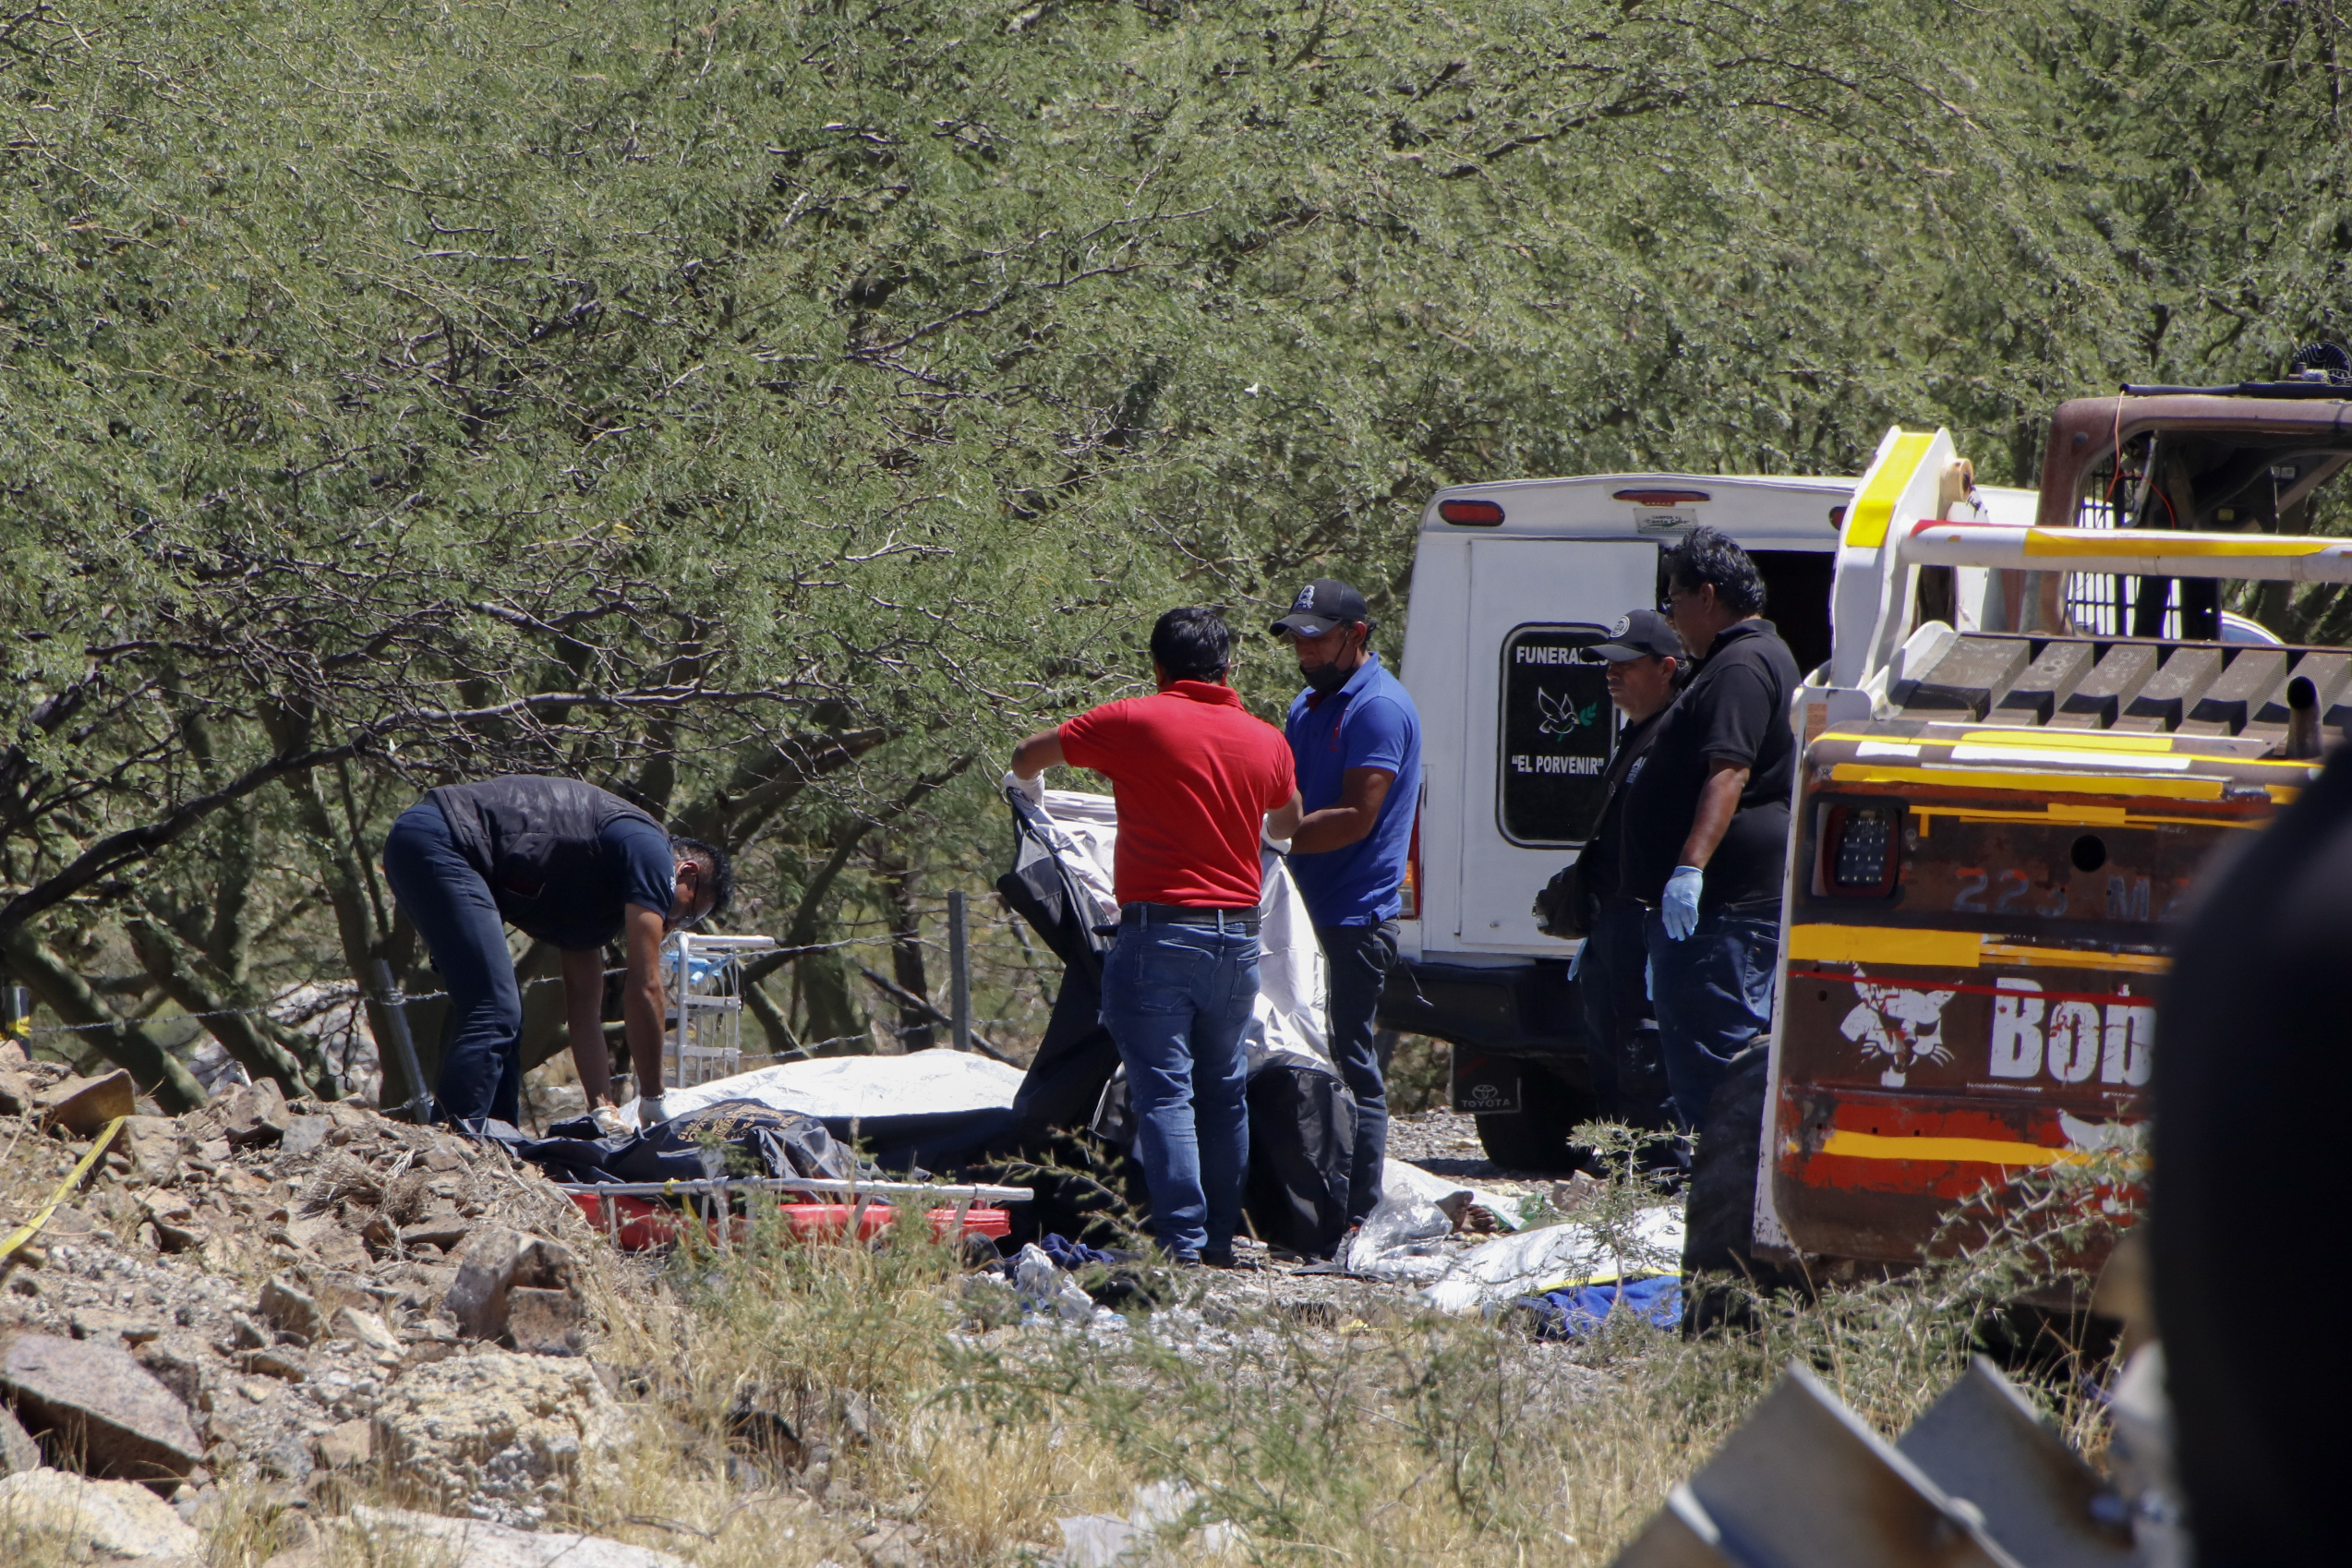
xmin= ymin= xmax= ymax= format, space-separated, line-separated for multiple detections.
xmin=1471 ymin=1067 xmax=1595 ymax=1172
xmin=1681 ymin=1048 xmax=1805 ymax=1334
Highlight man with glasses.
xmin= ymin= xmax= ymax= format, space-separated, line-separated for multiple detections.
xmin=382 ymin=776 xmax=733 ymax=1132
xmin=1620 ymin=529 xmax=1800 ymax=1128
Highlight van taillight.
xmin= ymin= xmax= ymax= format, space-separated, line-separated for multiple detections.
xmin=1401 ymin=807 xmax=1423 ymax=919
xmin=1439 ymin=498 xmax=1505 ymax=525
xmin=1821 ymin=802 xmax=1901 ymax=897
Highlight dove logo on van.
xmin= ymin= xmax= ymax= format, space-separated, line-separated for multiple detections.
xmin=1536 ymin=689 xmax=1598 ymax=736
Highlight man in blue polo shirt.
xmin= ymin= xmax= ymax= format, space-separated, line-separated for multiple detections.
xmin=1272 ymin=578 xmax=1423 ymax=1228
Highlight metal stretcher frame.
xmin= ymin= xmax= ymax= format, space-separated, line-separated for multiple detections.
xmin=557 ymin=1175 xmax=1032 ymax=1251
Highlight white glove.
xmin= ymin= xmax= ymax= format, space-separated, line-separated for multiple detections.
xmin=1661 ymin=865 xmax=1705 ymax=942
xmin=591 ymin=1104 xmax=629 ymax=1138
xmin=1003 ymin=769 xmax=1044 ymax=806
xmin=1261 ymin=824 xmax=1293 ymax=855
xmin=637 ymin=1094 xmax=671 ymax=1128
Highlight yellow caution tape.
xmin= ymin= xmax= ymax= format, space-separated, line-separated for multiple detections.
xmin=0 ymin=1116 xmax=127 ymax=1267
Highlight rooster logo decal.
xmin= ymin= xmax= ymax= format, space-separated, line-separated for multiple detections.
xmin=1537 ymin=687 xmax=1598 ymax=737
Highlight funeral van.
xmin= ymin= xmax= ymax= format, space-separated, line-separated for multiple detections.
xmin=1376 ymin=470 xmax=2039 ymax=1166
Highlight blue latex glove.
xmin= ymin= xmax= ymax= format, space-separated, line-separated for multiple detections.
xmin=1661 ymin=864 xmax=1705 ymax=941
xmin=1567 ymin=942 xmax=1585 ymax=982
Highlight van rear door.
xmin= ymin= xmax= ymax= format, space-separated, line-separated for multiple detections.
xmin=1453 ymin=537 xmax=1659 ymax=947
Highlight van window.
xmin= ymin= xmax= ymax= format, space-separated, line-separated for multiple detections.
xmin=1497 ymin=624 xmax=1616 ymax=846
xmin=1652 ymin=546 xmax=1836 ymax=677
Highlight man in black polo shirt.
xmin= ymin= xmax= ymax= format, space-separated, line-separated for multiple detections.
xmin=381 ymin=776 xmax=734 ymax=1131
xmin=1620 ymin=528 xmax=1800 ymax=1128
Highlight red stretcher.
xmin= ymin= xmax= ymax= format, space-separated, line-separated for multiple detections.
xmin=561 ymin=1176 xmax=1027 ymax=1253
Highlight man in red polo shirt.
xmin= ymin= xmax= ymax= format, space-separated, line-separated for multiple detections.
xmin=1008 ymin=607 xmax=1303 ymax=1266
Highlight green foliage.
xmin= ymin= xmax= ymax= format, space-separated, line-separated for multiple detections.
xmin=5 ymin=0 xmax=2351 ymax=1082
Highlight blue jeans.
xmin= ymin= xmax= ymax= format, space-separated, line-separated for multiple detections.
xmin=1098 ymin=908 xmax=1260 ymax=1260
xmin=1644 ymin=909 xmax=1779 ymax=1129
xmin=381 ymin=802 xmax=524 ymax=1127
xmin=1581 ymin=897 xmax=1676 ymax=1133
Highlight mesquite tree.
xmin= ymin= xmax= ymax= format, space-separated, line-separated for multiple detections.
xmin=5 ymin=0 xmax=2349 ymax=1104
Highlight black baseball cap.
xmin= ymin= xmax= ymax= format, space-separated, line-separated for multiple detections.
xmin=1591 ymin=609 xmax=1684 ymax=661
xmin=1270 ymin=578 xmax=1372 ymax=638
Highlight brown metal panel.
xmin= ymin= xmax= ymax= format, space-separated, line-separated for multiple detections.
xmin=2182 ymin=647 xmax=2287 ymax=735
xmin=2115 ymin=645 xmax=2223 ymax=732
xmin=1899 ymin=636 xmax=2033 ymax=720
xmin=2036 ymin=393 xmax=2352 ymax=531
xmin=1992 ymin=641 xmax=2096 ymax=724
xmin=2049 ymin=644 xmax=2157 ymax=729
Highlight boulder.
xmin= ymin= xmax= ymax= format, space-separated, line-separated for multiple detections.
xmin=444 ymin=1227 xmax=585 ymax=1353
xmin=0 ymin=1405 xmax=38 ymax=1476
xmin=279 ymin=1116 xmax=332 ymax=1157
xmin=373 ymin=1351 xmax=622 ymax=1506
xmin=338 ymin=1506 xmax=685 ymax=1568
xmin=313 ymin=1419 xmax=372 ymax=1470
xmin=506 ymin=1289 xmax=583 ymax=1357
xmin=0 ymin=1467 xmax=201 ymax=1561
xmin=274 ymin=1215 xmax=368 ymax=1272
xmin=257 ymin=1276 xmax=321 ymax=1341
xmin=328 ymin=1305 xmax=404 ymax=1359
xmin=68 ymin=1309 xmax=163 ymax=1349
xmin=132 ymin=1340 xmax=213 ymax=1418
xmin=117 ymin=1117 xmax=184 ymax=1185
xmin=0 ymin=1333 xmax=203 ymax=1487
xmin=222 ymin=1080 xmax=290 ymax=1149
xmin=137 ymin=1192 xmax=206 ymax=1253
xmin=236 ymin=1346 xmax=307 ymax=1381
xmin=35 ymin=1069 xmax=136 ymax=1135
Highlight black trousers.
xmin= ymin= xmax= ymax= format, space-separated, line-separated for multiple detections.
xmin=1316 ymin=921 xmax=1396 ymax=1225
xmin=1581 ymin=895 xmax=1677 ymax=1132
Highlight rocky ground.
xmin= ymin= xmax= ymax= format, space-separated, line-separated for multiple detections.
xmin=0 ymin=1042 xmax=683 ymax=1566
xmin=0 ymin=1050 xmax=1630 ymax=1567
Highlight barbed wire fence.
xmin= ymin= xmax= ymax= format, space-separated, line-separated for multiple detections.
xmin=7 ymin=906 xmax=1058 ymax=1101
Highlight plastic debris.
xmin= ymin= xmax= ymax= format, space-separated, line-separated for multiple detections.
xmin=1417 ymin=1205 xmax=1683 ymax=1315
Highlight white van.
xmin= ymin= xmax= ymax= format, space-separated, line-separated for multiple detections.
xmin=1377 ymin=470 xmax=2032 ymax=1165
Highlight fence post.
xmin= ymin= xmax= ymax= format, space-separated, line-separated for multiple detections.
xmin=947 ymin=890 xmax=971 ymax=1053
xmin=368 ymin=959 xmax=434 ymax=1122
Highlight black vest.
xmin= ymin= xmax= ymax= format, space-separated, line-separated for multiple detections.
xmin=425 ymin=777 xmax=665 ymax=946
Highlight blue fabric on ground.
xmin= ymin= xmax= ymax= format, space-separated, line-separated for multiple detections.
xmin=1039 ymin=1232 xmax=1122 ymax=1271
xmin=1517 ymin=1275 xmax=1682 ymax=1339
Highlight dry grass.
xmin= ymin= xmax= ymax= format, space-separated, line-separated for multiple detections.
xmin=25 ymin=1132 xmax=2113 ymax=1568
xmin=497 ymin=1159 xmax=2122 ymax=1567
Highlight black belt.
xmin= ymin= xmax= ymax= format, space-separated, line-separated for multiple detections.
xmin=1118 ymin=903 xmax=1260 ymax=935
